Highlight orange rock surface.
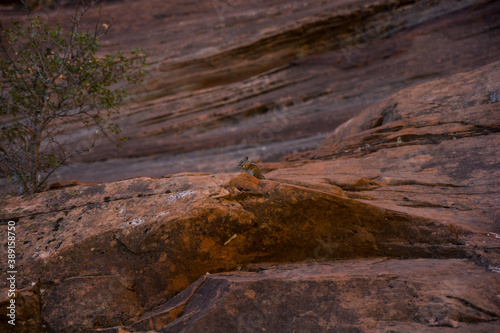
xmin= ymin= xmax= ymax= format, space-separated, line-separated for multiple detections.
xmin=0 ymin=0 xmax=499 ymax=332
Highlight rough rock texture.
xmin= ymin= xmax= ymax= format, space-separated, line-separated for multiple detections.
xmin=1 ymin=0 xmax=500 ymax=332
xmin=0 ymin=170 xmax=476 ymax=332
xmin=1 ymin=0 xmax=498 ymax=182
xmin=101 ymin=260 xmax=500 ymax=333
xmin=1 ymin=60 xmax=500 ymax=331
xmin=274 ymin=60 xmax=500 ymax=236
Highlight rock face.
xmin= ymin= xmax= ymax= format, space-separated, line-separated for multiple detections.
xmin=1 ymin=61 xmax=500 ymax=331
xmin=1 ymin=0 xmax=498 ymax=182
xmin=1 ymin=0 xmax=500 ymax=332
xmin=0 ymin=171 xmax=471 ymax=331
xmin=116 ymin=260 xmax=500 ymax=333
xmin=275 ymin=60 xmax=500 ymax=235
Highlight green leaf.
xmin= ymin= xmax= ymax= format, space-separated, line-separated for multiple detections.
xmin=0 ymin=5 xmax=147 ymax=194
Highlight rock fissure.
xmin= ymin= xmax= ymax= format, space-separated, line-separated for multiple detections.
xmin=112 ymin=233 xmax=144 ymax=256
xmin=446 ymin=295 xmax=500 ymax=320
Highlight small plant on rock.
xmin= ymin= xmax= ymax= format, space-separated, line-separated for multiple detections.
xmin=0 ymin=2 xmax=147 ymax=194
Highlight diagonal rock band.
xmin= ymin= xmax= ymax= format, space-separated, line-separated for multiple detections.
xmin=1 ymin=0 xmax=499 ymax=332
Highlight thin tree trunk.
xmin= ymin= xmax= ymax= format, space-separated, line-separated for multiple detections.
xmin=31 ymin=93 xmax=49 ymax=193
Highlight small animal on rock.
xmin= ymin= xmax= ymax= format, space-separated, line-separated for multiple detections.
xmin=238 ymin=157 xmax=265 ymax=179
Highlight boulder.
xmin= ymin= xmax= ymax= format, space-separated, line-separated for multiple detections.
xmin=1 ymin=169 xmax=475 ymax=331
xmin=0 ymin=1 xmax=499 ymax=332
xmin=101 ymin=259 xmax=500 ymax=332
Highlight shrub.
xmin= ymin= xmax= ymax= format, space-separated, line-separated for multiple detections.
xmin=0 ymin=3 xmax=147 ymax=194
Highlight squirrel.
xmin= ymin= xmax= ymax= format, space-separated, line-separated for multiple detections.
xmin=238 ymin=157 xmax=265 ymax=179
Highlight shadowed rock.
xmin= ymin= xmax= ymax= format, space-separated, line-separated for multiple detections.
xmin=103 ymin=259 xmax=500 ymax=332
xmin=0 ymin=170 xmax=475 ymax=331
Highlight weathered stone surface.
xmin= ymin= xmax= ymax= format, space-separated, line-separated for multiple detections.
xmin=1 ymin=170 xmax=479 ymax=331
xmin=101 ymin=259 xmax=500 ymax=333
xmin=0 ymin=284 xmax=44 ymax=332
xmin=0 ymin=1 xmax=499 ymax=332
xmin=1 ymin=0 xmax=498 ymax=182
xmin=276 ymin=61 xmax=500 ymax=238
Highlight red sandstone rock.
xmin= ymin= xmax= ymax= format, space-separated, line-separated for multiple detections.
xmin=1 ymin=0 xmax=498 ymax=182
xmin=101 ymin=259 xmax=500 ymax=332
xmin=0 ymin=1 xmax=499 ymax=332
xmin=276 ymin=61 xmax=500 ymax=237
xmin=1 ymin=171 xmax=476 ymax=331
